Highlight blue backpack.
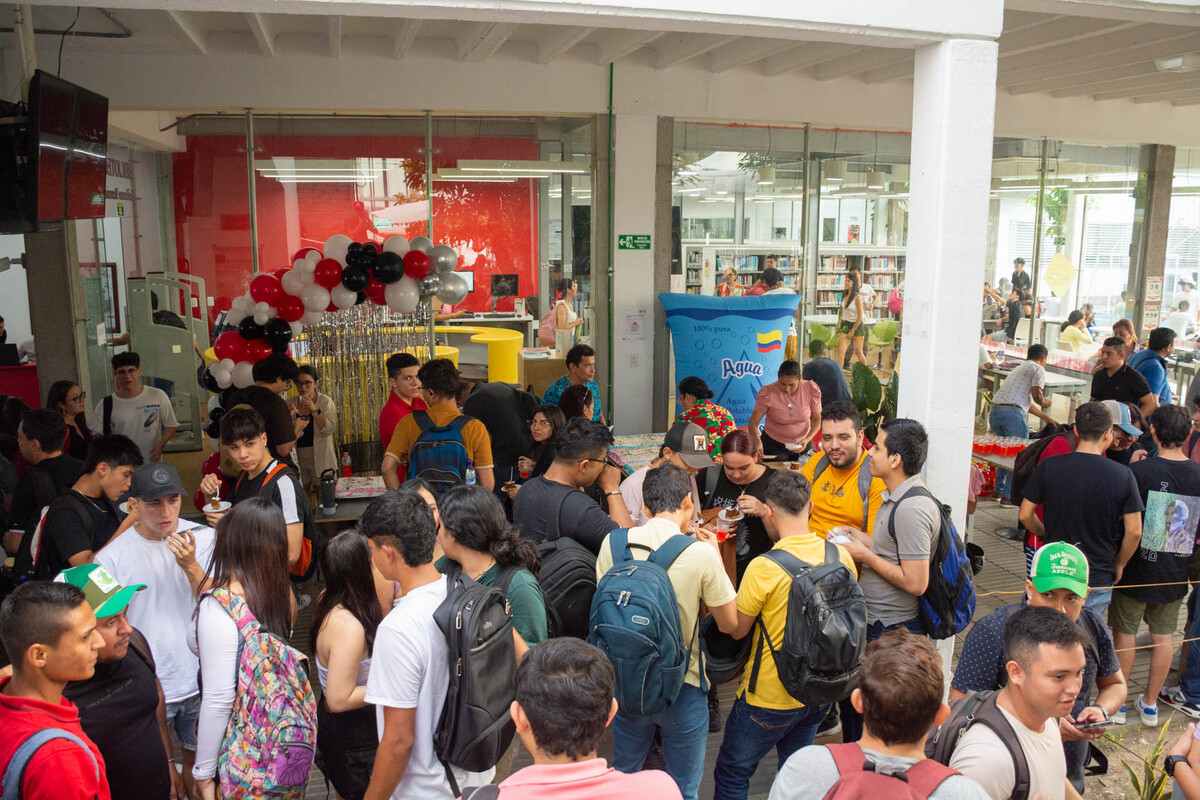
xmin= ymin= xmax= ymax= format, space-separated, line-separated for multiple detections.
xmin=887 ymin=486 xmax=976 ymax=640
xmin=409 ymin=411 xmax=471 ymax=496
xmin=588 ymin=529 xmax=698 ymax=717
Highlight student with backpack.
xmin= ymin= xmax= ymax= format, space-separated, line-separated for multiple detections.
xmin=939 ymin=606 xmax=1089 ymax=800
xmin=381 ymin=358 xmax=495 ymax=492
xmin=360 ymin=490 xmax=499 ymax=800
xmin=769 ymin=629 xmax=988 ymax=800
xmin=713 ymin=470 xmax=863 ymax=800
xmin=192 ymin=498 xmax=316 ymax=800
xmin=202 ymin=406 xmax=313 ymax=578
xmin=436 ymin=485 xmax=548 ymax=645
xmin=591 ymin=463 xmax=738 ymax=800
xmin=0 ymin=580 xmax=110 ymax=800
xmin=798 ymin=401 xmax=885 ymax=539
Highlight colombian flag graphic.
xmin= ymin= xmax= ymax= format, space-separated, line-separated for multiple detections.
xmin=756 ymin=330 xmax=783 ymax=353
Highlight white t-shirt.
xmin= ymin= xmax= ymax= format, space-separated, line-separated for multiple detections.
xmin=992 ymin=360 xmax=1047 ymax=413
xmin=364 ymin=575 xmax=492 ymax=799
xmin=1166 ymin=310 xmax=1192 ymax=339
xmin=94 ymin=386 xmax=178 ymax=463
xmin=95 ymin=519 xmax=215 ymax=703
xmin=859 ymin=284 xmax=876 ymax=323
xmin=620 ymin=466 xmax=702 ymax=528
xmin=948 ymin=703 xmax=1067 ymax=800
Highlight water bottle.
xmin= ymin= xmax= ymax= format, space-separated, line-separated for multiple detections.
xmin=319 ymin=469 xmax=338 ymax=516
xmin=340 ymin=449 xmax=353 ymax=477
xmin=465 ymin=461 xmax=477 ymax=486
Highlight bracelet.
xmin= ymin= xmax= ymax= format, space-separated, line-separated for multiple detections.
xmin=605 ymin=491 xmax=622 ymax=497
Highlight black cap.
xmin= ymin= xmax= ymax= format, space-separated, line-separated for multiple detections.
xmin=130 ymin=463 xmax=185 ymax=500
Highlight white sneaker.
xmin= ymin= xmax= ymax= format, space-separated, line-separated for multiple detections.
xmin=1161 ymin=686 xmax=1187 ymax=707
xmin=1138 ymin=696 xmax=1160 ymax=728
xmin=1112 ymin=706 xmax=1128 ymax=725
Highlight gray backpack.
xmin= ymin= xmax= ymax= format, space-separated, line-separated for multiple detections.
xmin=810 ymin=453 xmax=874 ymax=530
xmin=2 ymin=728 xmax=99 ymax=799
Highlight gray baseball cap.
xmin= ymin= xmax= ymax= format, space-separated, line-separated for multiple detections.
xmin=663 ymin=421 xmax=715 ymax=470
xmin=1100 ymin=400 xmax=1141 ymax=437
xmin=130 ymin=463 xmax=186 ymax=500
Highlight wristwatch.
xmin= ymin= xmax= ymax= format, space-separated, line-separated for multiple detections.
xmin=1165 ymin=755 xmax=1189 ymax=777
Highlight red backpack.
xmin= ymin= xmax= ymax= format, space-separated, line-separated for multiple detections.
xmin=821 ymin=743 xmax=959 ymax=799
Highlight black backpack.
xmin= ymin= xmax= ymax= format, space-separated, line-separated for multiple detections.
xmin=746 ymin=543 xmax=866 ymax=705
xmin=1010 ymin=427 xmax=1074 ymax=506
xmin=530 ymin=487 xmax=597 ymax=638
xmin=925 ymin=690 xmax=1030 ymax=800
xmin=433 ymin=562 xmax=518 ymax=798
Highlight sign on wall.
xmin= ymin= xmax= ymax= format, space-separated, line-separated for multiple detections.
xmin=659 ymin=292 xmax=801 ymax=426
xmin=618 ymin=234 xmax=652 ymax=250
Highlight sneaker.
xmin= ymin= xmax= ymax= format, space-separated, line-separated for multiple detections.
xmin=1138 ymin=696 xmax=1160 ymax=728
xmin=1161 ymin=686 xmax=1187 ymax=707
xmin=817 ymin=706 xmax=842 ymax=739
xmin=1179 ymin=701 xmax=1200 ymax=721
xmin=1112 ymin=706 xmax=1128 ymax=725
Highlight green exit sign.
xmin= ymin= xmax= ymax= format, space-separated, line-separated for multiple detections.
xmin=617 ymin=234 xmax=652 ymax=250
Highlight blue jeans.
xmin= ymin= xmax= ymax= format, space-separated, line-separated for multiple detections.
xmin=989 ymin=404 xmax=1028 ymax=500
xmin=839 ymin=619 xmax=924 ymax=743
xmin=612 ymin=683 xmax=708 ymax=800
xmin=713 ymin=698 xmax=827 ymax=800
xmin=1182 ymin=586 xmax=1200 ymax=703
xmin=1085 ymin=588 xmax=1113 ymax=619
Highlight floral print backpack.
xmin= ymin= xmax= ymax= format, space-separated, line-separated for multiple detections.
xmin=208 ymin=588 xmax=317 ymax=798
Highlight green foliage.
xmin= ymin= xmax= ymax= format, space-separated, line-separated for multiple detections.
xmin=1116 ymin=723 xmax=1174 ymax=800
xmin=807 ymin=323 xmax=835 ymax=348
xmin=850 ymin=363 xmax=896 ymax=441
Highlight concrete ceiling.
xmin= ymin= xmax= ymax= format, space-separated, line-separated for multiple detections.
xmin=3 ymin=4 xmax=1200 ymax=106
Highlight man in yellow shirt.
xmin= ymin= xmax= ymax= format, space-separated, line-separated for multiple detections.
xmin=712 ymin=470 xmax=858 ymax=799
xmin=799 ymin=401 xmax=885 ymax=538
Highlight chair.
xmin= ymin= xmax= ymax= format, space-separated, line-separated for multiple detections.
xmin=807 ymin=322 xmax=835 ymax=349
xmin=868 ymin=319 xmax=900 ymax=373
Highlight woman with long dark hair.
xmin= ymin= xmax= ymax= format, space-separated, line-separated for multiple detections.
xmin=437 ymin=485 xmax=548 ymax=644
xmin=558 ymin=383 xmax=594 ymax=422
xmin=698 ymin=429 xmax=777 ymax=579
xmin=503 ymin=406 xmax=566 ymax=503
xmin=192 ymin=498 xmax=310 ymax=800
xmin=835 ymin=262 xmax=865 ymax=367
xmin=311 ymin=531 xmax=385 ymax=800
xmin=46 ymin=380 xmax=92 ymax=460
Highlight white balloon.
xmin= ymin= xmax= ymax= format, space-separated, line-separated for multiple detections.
xmin=254 ymin=301 xmax=276 ymax=319
xmin=224 ymin=308 xmax=247 ymax=326
xmin=214 ymin=369 xmax=233 ymax=390
xmin=331 ymin=284 xmax=357 ymax=310
xmin=305 ymin=250 xmax=322 ymax=270
xmin=302 ymin=285 xmax=331 ymax=312
xmin=436 ymin=272 xmax=469 ymax=305
xmin=302 ymin=310 xmax=325 ymax=325
xmin=218 ymin=358 xmax=235 ymax=373
xmin=232 ymin=361 xmax=255 ymax=389
xmin=324 ymin=234 xmax=353 ymax=265
xmin=231 ymin=294 xmax=254 ymax=312
xmin=386 ymin=277 xmax=421 ymax=315
xmin=382 ymin=236 xmax=410 ymax=257
xmin=408 ymin=236 xmax=433 ymax=254
xmin=281 ymin=269 xmax=306 ymax=296
xmin=292 ymin=258 xmax=308 ymax=271
xmin=253 ymin=309 xmax=271 ymax=326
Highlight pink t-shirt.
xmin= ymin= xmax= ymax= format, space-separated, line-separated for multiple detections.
xmin=492 ymin=759 xmax=681 ymax=800
xmin=753 ymin=380 xmax=822 ymax=445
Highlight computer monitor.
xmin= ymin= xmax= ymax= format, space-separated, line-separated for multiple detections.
xmin=491 ymin=274 xmax=519 ymax=298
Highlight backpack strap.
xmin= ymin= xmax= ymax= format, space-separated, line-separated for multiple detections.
xmin=827 ymin=743 xmax=957 ymax=799
xmin=608 ymin=528 xmax=632 ymax=565
xmin=856 ymin=460 xmax=874 ymax=531
xmin=970 ymin=692 xmax=1032 ymax=800
xmin=461 ymin=787 xmax=500 ymax=800
xmin=2 ymin=728 xmax=100 ymax=800
xmin=447 ymin=415 xmax=472 ymax=434
xmin=413 ymin=411 xmax=434 ymax=432
xmin=551 ymin=484 xmax=573 ymax=542
xmin=646 ymin=534 xmax=694 ymax=573
xmin=901 ymin=759 xmax=961 ymax=798
xmin=746 ymin=548 xmax=820 ymax=695
xmin=127 ymin=628 xmax=156 ymax=673
xmin=826 ymin=742 xmax=870 ymax=779
xmin=885 ymin=485 xmax=941 ymax=563
xmin=102 ymin=396 xmax=113 ymax=437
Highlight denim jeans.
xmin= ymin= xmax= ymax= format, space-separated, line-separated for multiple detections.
xmin=1084 ymin=588 xmax=1113 ymax=619
xmin=839 ymin=619 xmax=924 ymax=743
xmin=1181 ymin=586 xmax=1200 ymax=703
xmin=1065 ymin=738 xmax=1088 ymax=794
xmin=989 ymin=404 xmax=1028 ymax=500
xmin=712 ymin=698 xmax=827 ymax=800
xmin=612 ymin=683 xmax=708 ymax=800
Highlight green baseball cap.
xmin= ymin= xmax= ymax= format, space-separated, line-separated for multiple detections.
xmin=1029 ymin=542 xmax=1089 ymax=598
xmin=55 ymin=564 xmax=145 ymax=619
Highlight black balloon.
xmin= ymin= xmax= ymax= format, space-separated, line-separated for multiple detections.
xmin=238 ymin=317 xmax=264 ymax=340
xmin=264 ymin=318 xmax=293 ymax=353
xmin=362 ymin=242 xmax=378 ymax=254
xmin=347 ymin=242 xmax=364 ymax=256
xmin=205 ymin=420 xmax=221 ymax=440
xmin=341 ymin=265 xmax=369 ymax=292
xmin=200 ymin=368 xmax=220 ymax=393
xmin=356 ymin=290 xmax=367 ymax=305
xmin=210 ymin=405 xmax=226 ymax=424
xmin=373 ymin=251 xmax=405 ymax=284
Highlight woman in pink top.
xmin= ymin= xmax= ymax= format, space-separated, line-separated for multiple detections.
xmin=747 ymin=359 xmax=822 ymax=461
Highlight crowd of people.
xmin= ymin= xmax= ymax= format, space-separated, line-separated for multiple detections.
xmin=1 ymin=327 xmax=1198 ymax=800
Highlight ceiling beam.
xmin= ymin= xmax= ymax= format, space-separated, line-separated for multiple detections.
xmin=859 ymin=57 xmax=917 ymax=84
xmin=1006 ymin=59 xmax=1158 ymax=95
xmin=591 ymin=29 xmax=665 ymax=64
xmin=758 ymin=42 xmax=854 ymax=77
xmin=328 ymin=15 xmax=342 ymax=59
xmin=652 ymin=33 xmax=737 ymax=69
xmin=706 ymin=38 xmax=796 ymax=73
xmin=998 ymin=24 xmax=1192 ymax=83
xmin=1174 ymin=96 xmax=1200 ymax=107
xmin=245 ymin=12 xmax=274 ymax=57
xmin=393 ymin=19 xmax=421 ymax=59
xmin=536 ymin=25 xmax=593 ymax=64
xmin=458 ymin=22 xmax=516 ymax=61
xmin=810 ymin=48 xmax=912 ymax=81
xmin=1075 ymin=73 xmax=1200 ymax=101
xmin=1000 ymin=17 xmax=1135 ymax=57
xmin=1133 ymin=86 xmax=1200 ymax=105
xmin=165 ymin=10 xmax=207 ymax=55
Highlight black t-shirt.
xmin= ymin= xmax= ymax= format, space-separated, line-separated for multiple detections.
xmin=513 ymin=476 xmax=618 ymax=555
xmin=34 ymin=490 xmax=121 ymax=580
xmin=297 ymin=414 xmax=315 ymax=448
xmin=11 ymin=454 xmax=85 ymax=532
xmin=802 ymin=357 xmax=851 ymax=409
xmin=463 ymin=383 xmax=537 ymax=488
xmin=1120 ymin=456 xmax=1200 ymax=603
xmin=1091 ymin=364 xmax=1152 ymax=407
xmin=1004 ymin=300 xmax=1023 ymax=340
xmin=230 ymin=386 xmax=295 ymax=460
xmin=1023 ymin=452 xmax=1143 ymax=587
xmin=65 ymin=629 xmax=171 ymax=800
xmin=1011 ymin=270 xmax=1031 ymax=295
xmin=699 ymin=465 xmax=778 ymax=575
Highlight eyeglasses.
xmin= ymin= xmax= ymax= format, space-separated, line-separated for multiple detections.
xmin=579 ymin=458 xmax=606 ymax=467
xmin=530 ymin=419 xmax=551 ymax=428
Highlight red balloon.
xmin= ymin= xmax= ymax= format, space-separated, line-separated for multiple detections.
xmin=270 ymin=267 xmax=290 ymax=280
xmin=245 ymin=338 xmax=273 ymax=362
xmin=326 ymin=302 xmax=339 ymax=313
xmin=249 ymin=274 xmax=282 ymax=305
xmin=403 ymin=250 xmax=431 ymax=280
xmin=276 ymin=294 xmax=305 ymax=322
xmin=314 ymin=258 xmax=344 ymax=290
xmin=366 ymin=277 xmax=386 ymax=305
xmin=213 ymin=331 xmax=247 ymax=362
xmin=292 ymin=247 xmax=320 ymax=263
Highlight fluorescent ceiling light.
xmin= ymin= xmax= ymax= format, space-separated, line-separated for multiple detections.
xmin=825 ymin=161 xmax=846 ymax=183
xmin=866 ymin=170 xmax=887 ymax=191
xmin=757 ymin=165 xmax=775 ymax=185
xmin=274 ymin=178 xmax=373 ymax=184
xmin=1156 ymin=54 xmax=1200 ymax=73
xmin=257 ymin=166 xmax=387 ymax=173
xmin=456 ymin=159 xmax=590 ymax=175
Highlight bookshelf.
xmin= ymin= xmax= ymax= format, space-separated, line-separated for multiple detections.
xmin=814 ymin=245 xmax=905 ymax=321
xmin=683 ymin=242 xmax=806 ymax=295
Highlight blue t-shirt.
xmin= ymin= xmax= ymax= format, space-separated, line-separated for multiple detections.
xmin=542 ymin=377 xmax=603 ymax=422
xmin=1129 ymin=349 xmax=1173 ymax=405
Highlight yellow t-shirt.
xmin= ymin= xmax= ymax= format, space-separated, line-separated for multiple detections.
xmin=799 ymin=450 xmax=886 ymax=538
xmin=595 ymin=518 xmax=737 ymax=689
xmin=384 ymin=400 xmax=494 ymax=470
xmin=736 ymin=533 xmax=858 ymax=710
xmin=1057 ymin=324 xmax=1093 ymax=353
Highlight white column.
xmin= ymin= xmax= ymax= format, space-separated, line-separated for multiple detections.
xmin=611 ymin=114 xmax=657 ymax=434
xmin=898 ymin=39 xmax=998 ymax=530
